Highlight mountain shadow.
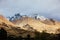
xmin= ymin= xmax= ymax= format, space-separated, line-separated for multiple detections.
xmin=7 ymin=29 xmax=60 ymax=40
xmin=0 ymin=28 xmax=7 ymax=40
xmin=0 ymin=27 xmax=60 ymax=40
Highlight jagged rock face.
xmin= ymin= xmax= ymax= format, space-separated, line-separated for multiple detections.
xmin=41 ymin=18 xmax=56 ymax=25
xmin=35 ymin=16 xmax=47 ymax=21
xmin=12 ymin=17 xmax=60 ymax=34
xmin=23 ymin=24 xmax=35 ymax=31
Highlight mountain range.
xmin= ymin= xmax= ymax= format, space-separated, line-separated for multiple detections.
xmin=0 ymin=14 xmax=60 ymax=37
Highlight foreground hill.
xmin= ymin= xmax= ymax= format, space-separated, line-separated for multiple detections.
xmin=0 ymin=15 xmax=15 ymax=26
xmin=0 ymin=15 xmax=36 ymax=37
xmin=0 ymin=14 xmax=60 ymax=37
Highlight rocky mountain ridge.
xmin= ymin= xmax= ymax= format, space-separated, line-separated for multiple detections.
xmin=0 ymin=14 xmax=60 ymax=37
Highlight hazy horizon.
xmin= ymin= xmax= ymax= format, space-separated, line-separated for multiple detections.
xmin=0 ymin=0 xmax=60 ymax=20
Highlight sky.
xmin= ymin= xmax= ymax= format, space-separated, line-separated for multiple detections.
xmin=0 ymin=0 xmax=60 ymax=20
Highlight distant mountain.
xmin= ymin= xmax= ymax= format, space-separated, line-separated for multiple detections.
xmin=11 ymin=16 xmax=60 ymax=34
xmin=0 ymin=14 xmax=60 ymax=37
xmin=7 ymin=13 xmax=22 ymax=21
xmin=33 ymin=15 xmax=48 ymax=21
xmin=30 ymin=15 xmax=59 ymax=25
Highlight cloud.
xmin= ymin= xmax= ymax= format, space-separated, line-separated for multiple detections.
xmin=0 ymin=0 xmax=60 ymax=20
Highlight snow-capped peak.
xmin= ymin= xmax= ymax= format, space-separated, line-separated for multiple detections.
xmin=37 ymin=16 xmax=46 ymax=20
xmin=34 ymin=15 xmax=48 ymax=21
